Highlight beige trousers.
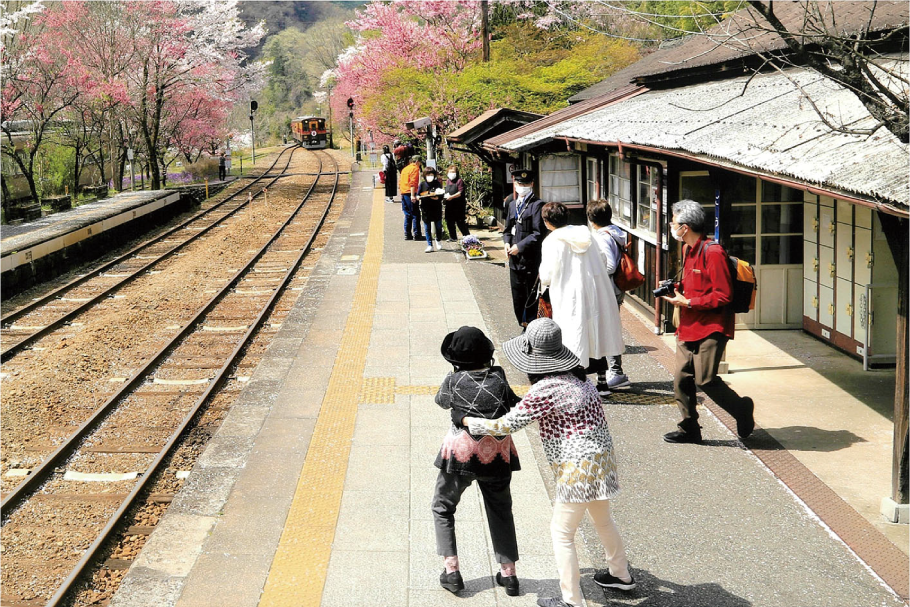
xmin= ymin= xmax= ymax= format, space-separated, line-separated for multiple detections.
xmin=551 ymin=500 xmax=630 ymax=607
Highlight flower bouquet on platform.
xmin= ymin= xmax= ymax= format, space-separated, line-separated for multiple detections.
xmin=460 ymin=235 xmax=487 ymax=260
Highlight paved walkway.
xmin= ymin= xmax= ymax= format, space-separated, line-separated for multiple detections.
xmin=112 ymin=170 xmax=907 ymax=607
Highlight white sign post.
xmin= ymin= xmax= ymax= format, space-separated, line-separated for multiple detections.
xmin=127 ymin=148 xmax=135 ymax=191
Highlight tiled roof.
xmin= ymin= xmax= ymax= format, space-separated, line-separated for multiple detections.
xmin=483 ymin=84 xmax=645 ymax=150
xmin=496 ymin=61 xmax=909 ymax=208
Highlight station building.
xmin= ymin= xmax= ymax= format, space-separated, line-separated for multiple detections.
xmin=450 ymin=2 xmax=909 ymax=509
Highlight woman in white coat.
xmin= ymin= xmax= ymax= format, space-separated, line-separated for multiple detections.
xmin=538 ymin=202 xmax=624 ymax=396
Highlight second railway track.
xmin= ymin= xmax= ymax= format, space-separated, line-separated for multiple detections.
xmin=0 ymin=149 xmax=347 ymax=607
xmin=0 ymin=144 xmax=301 ymax=361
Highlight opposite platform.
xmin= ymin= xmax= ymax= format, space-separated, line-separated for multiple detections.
xmin=112 ymin=170 xmax=907 ymax=607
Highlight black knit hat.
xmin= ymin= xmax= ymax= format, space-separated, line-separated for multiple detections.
xmin=440 ymin=326 xmax=494 ymax=367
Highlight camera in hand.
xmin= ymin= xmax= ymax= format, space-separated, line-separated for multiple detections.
xmin=653 ymin=279 xmax=676 ymax=298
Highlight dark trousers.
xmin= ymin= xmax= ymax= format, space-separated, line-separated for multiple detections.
xmin=432 ymin=470 xmax=519 ymax=563
xmin=509 ymin=268 xmax=538 ymax=326
xmin=401 ymin=194 xmax=422 ymax=239
xmin=218 ymin=166 xmax=226 ymax=181
xmin=674 ymin=333 xmax=748 ymax=433
xmin=444 ymin=202 xmax=470 ymax=239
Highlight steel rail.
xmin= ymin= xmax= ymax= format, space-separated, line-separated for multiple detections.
xmin=41 ymin=150 xmax=339 ymax=605
xmin=41 ymin=151 xmax=340 ymax=607
xmin=0 ymin=146 xmax=300 ymax=362
xmin=0 ymin=150 xmax=329 ymax=516
xmin=0 ymin=144 xmax=296 ymax=327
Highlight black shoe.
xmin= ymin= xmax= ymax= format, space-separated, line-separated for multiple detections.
xmin=663 ymin=429 xmax=703 ymax=444
xmin=595 ymin=383 xmax=612 ymax=398
xmin=405 ymin=235 xmax=413 ymax=240
xmin=496 ymin=571 xmax=519 ymax=596
xmin=440 ymin=570 xmax=464 ymax=593
xmin=414 ymin=234 xmax=424 ymax=240
xmin=537 ymin=598 xmax=575 ymax=607
xmin=737 ymin=397 xmax=755 ymax=438
xmin=594 ymin=570 xmax=636 ymax=591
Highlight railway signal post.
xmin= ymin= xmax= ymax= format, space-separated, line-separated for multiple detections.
xmin=250 ymin=99 xmax=258 ymax=166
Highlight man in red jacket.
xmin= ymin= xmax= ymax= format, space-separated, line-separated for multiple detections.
xmin=659 ymin=199 xmax=754 ymax=445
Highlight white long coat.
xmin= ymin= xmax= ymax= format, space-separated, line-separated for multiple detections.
xmin=539 ymin=225 xmax=625 ymax=363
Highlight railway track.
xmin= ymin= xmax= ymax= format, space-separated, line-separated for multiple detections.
xmin=0 ymin=150 xmax=342 ymax=607
xmin=0 ymin=144 xmax=300 ymax=362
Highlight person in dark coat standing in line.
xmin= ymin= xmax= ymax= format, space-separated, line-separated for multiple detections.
xmin=218 ymin=153 xmax=227 ymax=181
xmin=381 ymin=144 xmax=397 ymax=203
xmin=443 ymin=165 xmax=471 ymax=241
xmin=503 ymin=167 xmax=547 ymax=328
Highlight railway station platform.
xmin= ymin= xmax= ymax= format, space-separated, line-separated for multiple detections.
xmin=0 ymin=183 xmax=235 ymax=294
xmin=110 ymin=168 xmax=908 ymax=607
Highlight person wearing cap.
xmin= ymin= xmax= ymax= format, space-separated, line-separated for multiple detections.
xmin=503 ymin=167 xmax=547 ymax=327
xmin=433 ymin=326 xmax=522 ymax=596
xmin=458 ymin=318 xmax=635 ymax=607
xmin=399 ymin=155 xmax=423 ymax=241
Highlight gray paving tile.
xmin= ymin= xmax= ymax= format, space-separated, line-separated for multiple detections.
xmin=251 ymin=416 xmax=316 ymax=454
xmin=195 ymin=435 xmax=254 ymax=469
xmin=321 ymin=549 xmax=409 ymax=607
xmin=201 ymin=495 xmax=293 ymax=555
xmin=343 ymin=444 xmax=410 ymax=492
xmin=176 ymin=552 xmax=272 ymax=607
xmin=130 ymin=513 xmax=217 ymax=577
xmin=333 ymin=490 xmax=410 ymax=551
xmin=109 ymin=568 xmax=184 ymax=607
xmin=352 ymin=404 xmax=409 ymax=446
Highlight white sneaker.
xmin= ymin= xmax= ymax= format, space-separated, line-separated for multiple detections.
xmin=607 ymin=374 xmax=631 ymax=389
xmin=433 ymin=239 xmax=440 ymax=251
xmin=425 ymin=245 xmax=434 ymax=253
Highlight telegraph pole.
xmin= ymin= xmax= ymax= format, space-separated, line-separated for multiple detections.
xmin=481 ymin=0 xmax=490 ymax=62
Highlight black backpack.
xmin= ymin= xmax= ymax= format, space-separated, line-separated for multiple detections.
xmin=395 ymin=156 xmax=407 ymax=172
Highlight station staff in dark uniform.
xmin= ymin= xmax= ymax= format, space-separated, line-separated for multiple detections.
xmin=503 ymin=167 xmax=547 ymax=327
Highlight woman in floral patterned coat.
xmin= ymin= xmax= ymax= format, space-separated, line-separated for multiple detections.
xmin=459 ymin=318 xmax=635 ymax=607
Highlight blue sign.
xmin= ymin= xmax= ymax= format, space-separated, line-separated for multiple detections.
xmin=714 ymin=188 xmax=720 ymax=242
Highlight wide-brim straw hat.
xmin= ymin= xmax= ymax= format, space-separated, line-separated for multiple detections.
xmin=502 ymin=318 xmax=579 ymax=375
xmin=441 ymin=326 xmax=495 ymax=367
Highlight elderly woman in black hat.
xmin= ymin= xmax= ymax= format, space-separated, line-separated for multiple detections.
xmin=459 ymin=318 xmax=635 ymax=607
xmin=433 ymin=326 xmax=522 ymax=596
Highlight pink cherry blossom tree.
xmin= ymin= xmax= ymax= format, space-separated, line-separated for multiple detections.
xmin=328 ymin=0 xmax=482 ymax=144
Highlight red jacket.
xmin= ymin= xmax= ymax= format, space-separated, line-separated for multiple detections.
xmin=677 ymin=237 xmax=735 ymax=341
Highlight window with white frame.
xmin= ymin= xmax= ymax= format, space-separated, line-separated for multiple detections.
xmin=608 ymin=154 xmax=632 ymax=225
xmin=539 ymin=154 xmax=580 ymax=205
xmin=586 ymin=157 xmax=598 ymax=203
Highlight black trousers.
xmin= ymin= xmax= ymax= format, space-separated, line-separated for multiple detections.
xmin=509 ymin=268 xmax=538 ymax=326
xmin=432 ymin=470 xmax=519 ymax=563
xmin=674 ymin=333 xmax=749 ymax=433
xmin=444 ymin=201 xmax=470 ymax=239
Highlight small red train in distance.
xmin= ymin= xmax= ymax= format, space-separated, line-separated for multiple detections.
xmin=291 ymin=116 xmax=329 ymax=149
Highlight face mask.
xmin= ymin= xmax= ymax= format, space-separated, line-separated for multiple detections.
xmin=671 ymin=225 xmax=685 ymax=242
xmin=447 ymin=172 xmax=457 ymax=180
xmin=515 ymin=185 xmax=532 ymax=196
xmin=426 ymin=176 xmax=435 ymax=183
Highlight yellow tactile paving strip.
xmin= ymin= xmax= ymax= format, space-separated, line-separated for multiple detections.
xmin=258 ymin=192 xmax=384 ymax=607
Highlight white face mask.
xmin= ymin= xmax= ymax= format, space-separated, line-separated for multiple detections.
xmin=426 ymin=175 xmax=435 ymax=183
xmin=670 ymin=224 xmax=685 ymax=242
xmin=447 ymin=172 xmax=457 ymax=180
xmin=515 ymin=185 xmax=532 ymax=197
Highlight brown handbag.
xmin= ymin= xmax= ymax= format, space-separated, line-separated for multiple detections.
xmin=537 ymin=289 xmax=552 ymax=319
xmin=610 ymin=234 xmax=645 ymax=292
